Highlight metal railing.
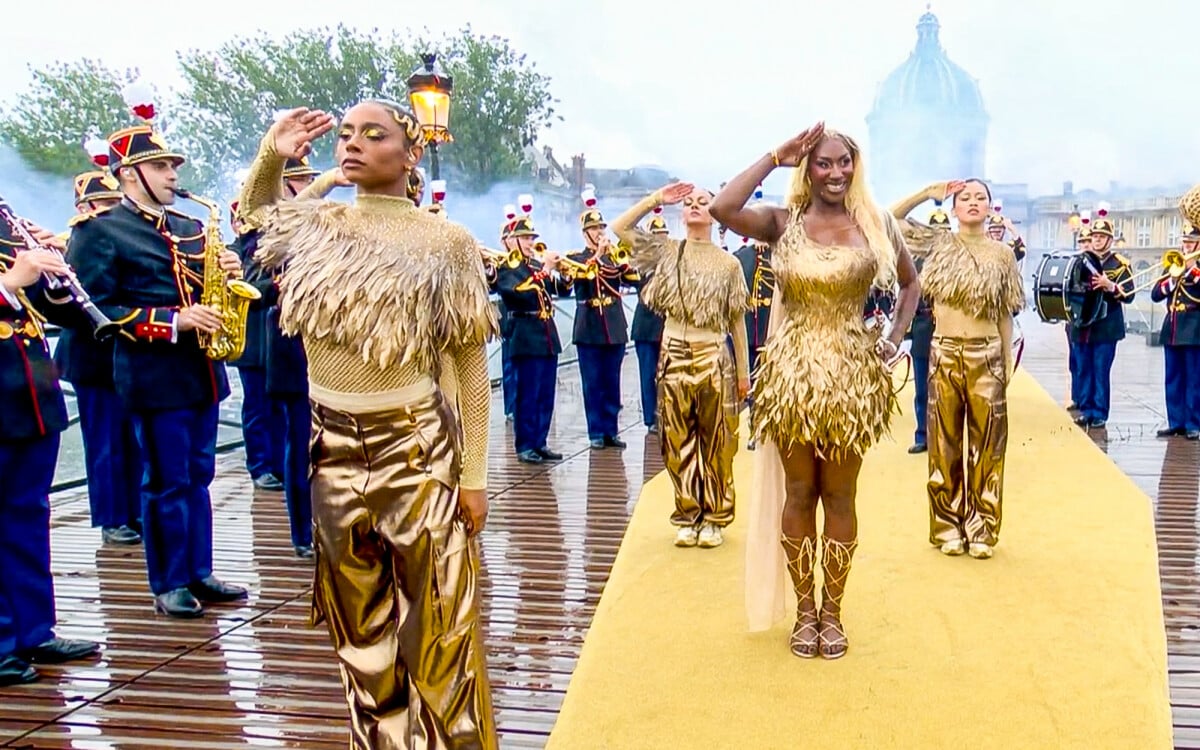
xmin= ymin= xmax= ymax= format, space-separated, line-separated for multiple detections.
xmin=47 ymin=296 xmax=639 ymax=493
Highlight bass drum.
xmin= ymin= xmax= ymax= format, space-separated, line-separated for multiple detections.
xmin=1033 ymin=251 xmax=1105 ymax=326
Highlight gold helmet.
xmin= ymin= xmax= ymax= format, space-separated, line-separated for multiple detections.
xmin=929 ymin=200 xmax=951 ymax=227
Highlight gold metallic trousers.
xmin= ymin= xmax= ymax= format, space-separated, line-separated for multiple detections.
xmin=926 ymin=335 xmax=1009 ymax=547
xmin=657 ymin=335 xmax=739 ymax=528
xmin=309 ymin=393 xmax=498 ymax=750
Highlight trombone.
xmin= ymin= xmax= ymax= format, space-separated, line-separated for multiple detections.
xmin=1131 ymin=248 xmax=1200 ymax=293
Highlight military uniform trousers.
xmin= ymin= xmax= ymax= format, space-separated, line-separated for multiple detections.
xmin=912 ymin=354 xmax=930 ymax=445
xmin=513 ymin=354 xmax=558 ymax=455
xmin=278 ymin=393 xmax=313 ymax=548
xmin=132 ymin=404 xmax=219 ymax=595
xmin=0 ymin=433 xmax=59 ymax=659
xmin=634 ymin=342 xmax=660 ymax=427
xmin=927 ymin=335 xmax=1009 ymax=547
xmin=75 ymin=384 xmax=143 ymax=530
xmin=1165 ymin=345 xmax=1200 ymax=432
xmin=1074 ymin=340 xmax=1118 ymax=423
xmin=576 ymin=344 xmax=625 ymax=440
xmin=309 ymin=388 xmax=497 ymax=750
xmin=1066 ymin=326 xmax=1083 ymax=407
xmin=658 ymin=333 xmax=739 ymax=529
xmin=500 ymin=338 xmax=517 ymax=418
xmin=237 ymin=367 xmax=284 ymax=481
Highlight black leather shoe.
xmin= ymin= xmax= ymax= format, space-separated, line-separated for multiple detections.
xmin=1073 ymin=415 xmax=1091 ymax=426
xmin=102 ymin=525 xmax=142 ymax=545
xmin=187 ymin=576 xmax=249 ymax=603
xmin=154 ymin=588 xmax=204 ymax=618
xmin=1088 ymin=419 xmax=1107 ymax=429
xmin=0 ymin=655 xmax=37 ymax=686
xmin=646 ymin=422 xmax=658 ymax=435
xmin=1187 ymin=431 xmax=1200 ymax=441
xmin=294 ymin=545 xmax=315 ymax=559
xmin=252 ymin=474 xmax=284 ymax=492
xmin=517 ymin=449 xmax=544 ymax=464
xmin=589 ymin=439 xmax=606 ymax=449
xmin=536 ymin=447 xmax=563 ymax=461
xmin=908 ymin=443 xmax=928 ymax=454
xmin=603 ymin=435 xmax=627 ymax=449
xmin=1157 ymin=427 xmax=1184 ymax=438
xmin=17 ymin=637 xmax=100 ymax=665
xmin=1066 ymin=402 xmax=1079 ymax=411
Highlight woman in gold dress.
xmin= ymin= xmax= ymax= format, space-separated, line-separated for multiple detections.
xmin=710 ymin=123 xmax=920 ymax=659
xmin=922 ymin=179 xmax=1024 ymax=560
xmin=611 ymin=182 xmax=750 ymax=549
xmin=237 ymin=103 xmax=498 ymax=749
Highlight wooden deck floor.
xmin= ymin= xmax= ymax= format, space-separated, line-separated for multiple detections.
xmin=3 ymin=311 xmax=1200 ymax=748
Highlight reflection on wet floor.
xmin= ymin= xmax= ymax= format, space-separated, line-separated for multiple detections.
xmin=6 ymin=312 xmax=1200 ymax=748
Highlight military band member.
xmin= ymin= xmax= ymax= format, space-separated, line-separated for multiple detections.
xmin=53 ymin=166 xmax=143 ymax=544
xmin=734 ymin=238 xmax=774 ymax=383
xmin=493 ymin=215 xmax=572 ymax=463
xmin=228 ymin=157 xmax=320 ymax=494
xmin=495 ymin=207 xmax=519 ymax=421
xmin=1069 ymin=215 xmax=1135 ymax=428
xmin=1067 ymin=225 xmax=1093 ymax=411
xmin=237 ymin=162 xmax=345 ymax=560
xmin=68 ymin=113 xmax=249 ymax=617
xmin=1153 ymin=223 xmax=1200 ymax=439
xmin=0 ymin=219 xmax=101 ymax=685
xmin=567 ymin=190 xmax=638 ymax=449
xmin=631 ymin=213 xmax=668 ymax=433
xmin=985 ymin=204 xmax=1027 ymax=263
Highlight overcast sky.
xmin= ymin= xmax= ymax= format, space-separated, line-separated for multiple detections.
xmin=1 ymin=0 xmax=1195 ymax=200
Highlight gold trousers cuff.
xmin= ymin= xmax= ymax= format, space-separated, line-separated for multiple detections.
xmin=309 ymin=393 xmax=498 ymax=750
xmin=658 ymin=335 xmax=739 ymax=528
xmin=926 ymin=335 xmax=1009 ymax=547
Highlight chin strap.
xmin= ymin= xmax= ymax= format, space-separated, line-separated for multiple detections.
xmin=131 ymin=165 xmax=167 ymax=207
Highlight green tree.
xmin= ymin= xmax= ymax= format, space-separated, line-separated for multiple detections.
xmin=171 ymin=25 xmax=417 ymax=194
xmin=0 ymin=59 xmax=142 ymax=177
xmin=172 ymin=24 xmax=560 ymax=194
xmin=406 ymin=26 xmax=561 ymax=191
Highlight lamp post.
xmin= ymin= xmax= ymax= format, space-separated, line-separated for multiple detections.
xmin=406 ymin=52 xmax=453 ymax=182
xmin=1067 ymin=204 xmax=1081 ymax=250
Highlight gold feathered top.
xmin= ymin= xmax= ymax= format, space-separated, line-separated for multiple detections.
xmin=624 ymin=227 xmax=749 ymax=332
xmin=920 ymin=232 xmax=1025 ymax=322
xmin=255 ymin=195 xmax=497 ymax=375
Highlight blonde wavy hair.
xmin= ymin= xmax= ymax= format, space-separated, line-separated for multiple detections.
xmin=784 ymin=130 xmax=897 ymax=288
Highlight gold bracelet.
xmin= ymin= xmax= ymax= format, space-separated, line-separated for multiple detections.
xmin=770 ymin=150 xmax=780 ymax=167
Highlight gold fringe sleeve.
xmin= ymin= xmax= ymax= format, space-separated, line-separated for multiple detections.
xmin=235 ymin=134 xmax=286 ymax=232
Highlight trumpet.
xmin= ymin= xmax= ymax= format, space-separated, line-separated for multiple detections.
xmin=480 ymin=246 xmax=523 ymax=270
xmin=556 ymin=255 xmax=598 ymax=280
xmin=1131 ymin=247 xmax=1200 ymax=292
xmin=609 ymin=241 xmax=631 ymax=266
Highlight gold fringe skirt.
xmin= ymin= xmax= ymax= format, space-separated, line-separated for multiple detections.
xmin=753 ymin=317 xmax=892 ymax=460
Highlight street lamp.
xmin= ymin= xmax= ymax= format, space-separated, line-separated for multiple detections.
xmin=406 ymin=52 xmax=453 ymax=182
xmin=1067 ymin=203 xmax=1081 ymax=250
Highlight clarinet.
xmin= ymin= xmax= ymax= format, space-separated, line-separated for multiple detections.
xmin=0 ymin=196 xmax=119 ymax=341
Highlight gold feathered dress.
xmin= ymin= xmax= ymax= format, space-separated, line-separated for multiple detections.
xmin=238 ymin=135 xmax=500 ymax=750
xmin=921 ymin=231 xmax=1025 ymax=548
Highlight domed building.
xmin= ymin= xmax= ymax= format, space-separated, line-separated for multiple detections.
xmin=865 ymin=7 xmax=988 ymax=203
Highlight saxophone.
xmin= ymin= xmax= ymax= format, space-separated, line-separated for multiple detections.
xmin=172 ymin=188 xmax=262 ymax=361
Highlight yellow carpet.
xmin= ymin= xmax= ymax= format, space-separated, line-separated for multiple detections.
xmin=546 ymin=370 xmax=1172 ymax=749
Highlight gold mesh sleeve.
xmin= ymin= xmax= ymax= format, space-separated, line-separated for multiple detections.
xmin=235 ymin=133 xmax=285 ymax=231
xmin=447 ymin=343 xmax=491 ymax=490
xmin=296 ymin=169 xmax=341 ymax=201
